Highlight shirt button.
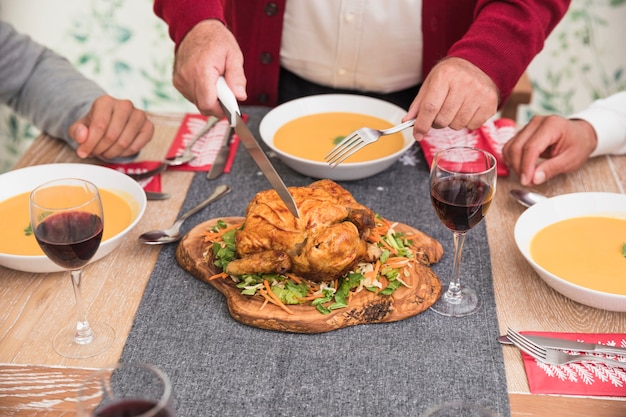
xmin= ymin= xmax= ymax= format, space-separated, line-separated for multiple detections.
xmin=338 ymin=68 xmax=347 ymax=76
xmin=260 ymin=52 xmax=273 ymax=64
xmin=265 ymin=2 xmax=278 ymax=16
xmin=344 ymin=13 xmax=354 ymax=23
xmin=257 ymin=93 xmax=270 ymax=104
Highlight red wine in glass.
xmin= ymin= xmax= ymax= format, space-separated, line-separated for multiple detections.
xmin=431 ymin=177 xmax=494 ymax=233
xmin=95 ymin=399 xmax=174 ymax=417
xmin=35 ymin=211 xmax=103 ymax=270
xmin=428 ymin=146 xmax=497 ymax=317
xmin=30 ymin=178 xmax=115 ymax=358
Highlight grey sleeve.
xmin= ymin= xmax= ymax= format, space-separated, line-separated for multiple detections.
xmin=0 ymin=20 xmax=106 ymax=147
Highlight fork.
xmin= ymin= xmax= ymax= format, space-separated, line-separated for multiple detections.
xmin=507 ymin=328 xmax=626 ymax=368
xmin=324 ymin=118 xmax=416 ymax=167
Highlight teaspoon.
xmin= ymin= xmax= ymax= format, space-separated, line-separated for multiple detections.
xmin=510 ymin=189 xmax=548 ymax=208
xmin=138 ymin=184 xmax=231 ymax=245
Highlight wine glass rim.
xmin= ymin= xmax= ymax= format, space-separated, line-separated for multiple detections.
xmin=432 ymin=146 xmax=497 ymax=175
xmin=78 ymin=362 xmax=173 ymax=417
xmin=30 ymin=177 xmax=101 ymax=211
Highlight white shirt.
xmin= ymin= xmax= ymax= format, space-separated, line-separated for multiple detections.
xmin=570 ymin=91 xmax=626 ymax=157
xmin=281 ymin=0 xmax=422 ymax=93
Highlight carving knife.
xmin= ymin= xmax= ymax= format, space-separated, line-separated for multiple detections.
xmin=207 ymin=122 xmax=232 ymax=180
xmin=498 ymin=334 xmax=626 ymax=356
xmin=216 ymin=76 xmax=300 ymax=218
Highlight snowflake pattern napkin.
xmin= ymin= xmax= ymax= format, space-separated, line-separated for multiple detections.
xmin=419 ymin=118 xmax=515 ymax=176
xmin=165 ymin=114 xmax=241 ymax=173
xmin=520 ymin=331 xmax=626 ymax=396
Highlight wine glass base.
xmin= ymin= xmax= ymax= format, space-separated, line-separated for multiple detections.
xmin=53 ymin=322 xmax=115 ymax=359
xmin=422 ymin=401 xmax=500 ymax=417
xmin=429 ymin=287 xmax=481 ymax=317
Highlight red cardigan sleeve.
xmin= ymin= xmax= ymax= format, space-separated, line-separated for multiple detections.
xmin=154 ymin=0 xmax=224 ymax=47
xmin=423 ymin=0 xmax=571 ymax=105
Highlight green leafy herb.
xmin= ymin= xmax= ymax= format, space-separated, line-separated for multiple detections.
xmin=622 ymin=243 xmax=626 ymax=258
xmin=24 ymin=223 xmax=33 ymax=236
xmin=209 ymin=217 xmax=415 ymax=315
xmin=332 ymin=136 xmax=345 ymax=145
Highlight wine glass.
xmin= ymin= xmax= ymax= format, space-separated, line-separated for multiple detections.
xmin=30 ymin=178 xmax=114 ymax=358
xmin=77 ymin=362 xmax=174 ymax=417
xmin=429 ymin=146 xmax=497 ymax=317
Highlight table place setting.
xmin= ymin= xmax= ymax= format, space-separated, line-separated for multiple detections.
xmin=504 ymin=329 xmax=626 ymax=397
xmin=116 ymin=106 xmax=511 ymax=417
xmin=105 ymin=113 xmax=242 ymax=196
xmin=3 ymin=101 xmax=626 ymax=416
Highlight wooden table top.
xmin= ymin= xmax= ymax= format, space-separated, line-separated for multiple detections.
xmin=0 ymin=112 xmax=624 ymax=416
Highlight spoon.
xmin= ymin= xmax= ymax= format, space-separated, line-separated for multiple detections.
xmin=138 ymin=184 xmax=231 ymax=244
xmin=165 ymin=115 xmax=220 ymax=166
xmin=127 ymin=116 xmax=221 ymax=181
xmin=510 ymin=189 xmax=549 ymax=207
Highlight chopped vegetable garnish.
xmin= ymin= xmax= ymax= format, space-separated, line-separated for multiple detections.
xmin=202 ymin=216 xmax=417 ymax=315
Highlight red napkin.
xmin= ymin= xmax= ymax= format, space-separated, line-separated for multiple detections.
xmin=106 ymin=161 xmax=163 ymax=192
xmin=519 ymin=331 xmax=626 ymax=397
xmin=165 ymin=113 xmax=241 ymax=173
xmin=419 ymin=118 xmax=515 ymax=176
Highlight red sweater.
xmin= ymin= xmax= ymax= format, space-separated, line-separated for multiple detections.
xmin=155 ymin=0 xmax=570 ymax=107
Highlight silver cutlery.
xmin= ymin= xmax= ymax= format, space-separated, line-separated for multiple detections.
xmin=145 ymin=191 xmax=171 ymax=200
xmin=167 ymin=115 xmax=220 ymax=166
xmin=498 ymin=334 xmax=626 ymax=356
xmin=509 ymin=189 xmax=548 ymax=208
xmin=324 ymin=118 xmax=415 ymax=167
xmin=207 ymin=122 xmax=233 ymax=180
xmin=217 ymin=76 xmax=300 ymax=218
xmin=507 ymin=328 xmax=626 ymax=368
xmin=138 ymin=184 xmax=231 ymax=245
xmin=125 ymin=116 xmax=220 ymax=181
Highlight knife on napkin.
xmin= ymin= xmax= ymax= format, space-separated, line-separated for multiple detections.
xmin=216 ymin=76 xmax=300 ymax=218
xmin=498 ymin=334 xmax=626 ymax=356
xmin=207 ymin=122 xmax=232 ymax=180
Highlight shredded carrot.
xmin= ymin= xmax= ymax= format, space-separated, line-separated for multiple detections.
xmin=263 ymin=279 xmax=294 ymax=315
xmin=202 ymin=222 xmax=243 ymax=242
xmin=208 ymin=272 xmax=228 ymax=281
xmin=378 ymin=237 xmax=396 ymax=253
xmin=285 ymin=273 xmax=302 ymax=284
xmin=377 ymin=275 xmax=389 ymax=292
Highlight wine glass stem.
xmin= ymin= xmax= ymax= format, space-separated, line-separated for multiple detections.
xmin=70 ymin=269 xmax=95 ymax=345
xmin=444 ymin=231 xmax=467 ymax=302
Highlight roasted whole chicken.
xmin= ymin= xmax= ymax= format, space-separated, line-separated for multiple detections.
xmin=225 ymin=180 xmax=382 ymax=282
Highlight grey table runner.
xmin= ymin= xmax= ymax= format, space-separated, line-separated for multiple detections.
xmin=120 ymin=106 xmax=511 ymax=417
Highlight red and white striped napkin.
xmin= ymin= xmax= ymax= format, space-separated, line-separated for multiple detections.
xmin=419 ymin=118 xmax=515 ymax=176
xmin=519 ymin=331 xmax=626 ymax=397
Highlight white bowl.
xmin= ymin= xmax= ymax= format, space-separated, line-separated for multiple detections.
xmin=514 ymin=192 xmax=626 ymax=312
xmin=0 ymin=163 xmax=147 ymax=273
xmin=259 ymin=94 xmax=414 ymax=181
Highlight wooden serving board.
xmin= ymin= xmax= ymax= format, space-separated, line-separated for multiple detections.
xmin=176 ymin=217 xmax=443 ymax=333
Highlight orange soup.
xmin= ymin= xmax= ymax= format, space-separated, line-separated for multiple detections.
xmin=530 ymin=216 xmax=626 ymax=295
xmin=0 ymin=188 xmax=133 ymax=256
xmin=273 ymin=112 xmax=405 ymax=163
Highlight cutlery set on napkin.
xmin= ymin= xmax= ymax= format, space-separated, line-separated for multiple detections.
xmin=106 ymin=113 xmax=240 ymax=199
xmin=502 ymin=329 xmax=626 ymax=396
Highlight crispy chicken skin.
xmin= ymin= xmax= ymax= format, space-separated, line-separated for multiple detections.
xmin=224 ymin=180 xmax=381 ymax=282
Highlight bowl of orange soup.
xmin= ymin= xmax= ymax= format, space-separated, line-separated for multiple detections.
xmin=514 ymin=192 xmax=626 ymax=312
xmin=0 ymin=163 xmax=147 ymax=273
xmin=259 ymin=94 xmax=415 ymax=181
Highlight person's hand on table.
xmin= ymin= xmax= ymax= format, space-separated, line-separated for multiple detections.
xmin=404 ymin=57 xmax=499 ymax=141
xmin=172 ymin=19 xmax=247 ymax=117
xmin=70 ymin=95 xmax=154 ymax=161
xmin=502 ymin=115 xmax=598 ymax=186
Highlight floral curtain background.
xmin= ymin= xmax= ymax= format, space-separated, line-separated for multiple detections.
xmin=0 ymin=0 xmax=625 ymax=173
